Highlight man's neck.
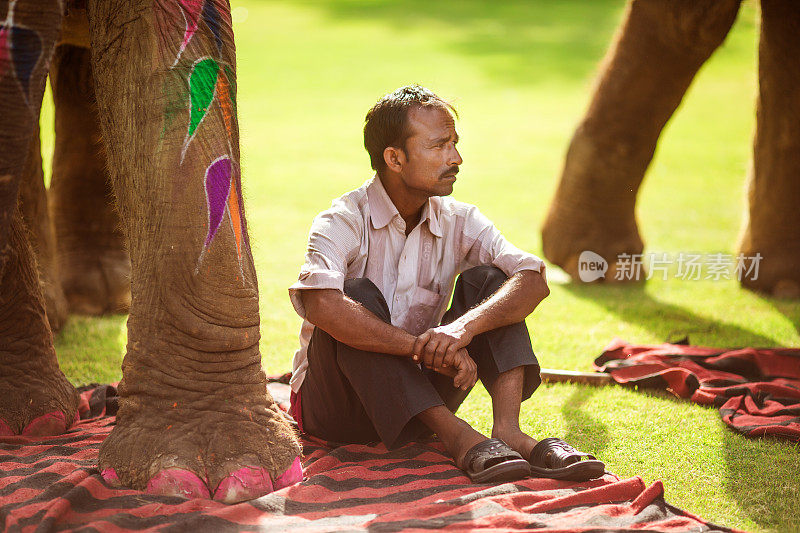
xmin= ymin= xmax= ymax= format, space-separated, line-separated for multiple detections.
xmin=378 ymin=174 xmax=427 ymax=234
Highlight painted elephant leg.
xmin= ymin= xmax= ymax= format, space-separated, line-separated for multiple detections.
xmin=49 ymin=44 xmax=130 ymax=315
xmin=19 ymin=123 xmax=68 ymax=331
xmin=738 ymin=1 xmax=800 ymax=297
xmin=542 ymin=0 xmax=741 ymax=280
xmin=86 ymin=0 xmax=301 ymax=502
xmin=0 ymin=0 xmax=79 ymax=435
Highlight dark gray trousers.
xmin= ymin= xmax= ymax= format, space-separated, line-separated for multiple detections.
xmin=299 ymin=265 xmax=541 ymax=449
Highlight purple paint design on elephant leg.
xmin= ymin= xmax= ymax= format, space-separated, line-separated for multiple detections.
xmin=203 ymin=155 xmax=232 ymax=249
xmin=197 ymin=155 xmax=247 ymax=276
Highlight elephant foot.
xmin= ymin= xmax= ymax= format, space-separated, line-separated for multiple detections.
xmin=97 ymin=389 xmax=303 ymax=503
xmin=101 ymin=458 xmax=303 ymax=501
xmin=0 ymin=365 xmax=79 ymax=437
xmin=542 ymin=190 xmax=644 ymax=283
xmin=0 ymin=411 xmax=77 ymax=437
xmin=738 ymin=245 xmax=800 ymax=298
xmin=59 ymin=251 xmax=131 ymax=315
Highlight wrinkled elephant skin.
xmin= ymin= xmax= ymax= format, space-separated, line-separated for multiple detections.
xmin=0 ymin=0 xmax=302 ymax=503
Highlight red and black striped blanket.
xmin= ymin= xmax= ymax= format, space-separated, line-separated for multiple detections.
xmin=1 ymin=384 xmax=734 ymax=532
xmin=595 ymin=338 xmax=800 ymax=441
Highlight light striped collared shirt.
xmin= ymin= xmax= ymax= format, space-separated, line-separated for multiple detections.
xmin=288 ymin=176 xmax=545 ymax=392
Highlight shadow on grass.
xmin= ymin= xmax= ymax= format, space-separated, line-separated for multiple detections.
xmin=762 ymin=295 xmax=800 ymax=336
xmin=285 ymin=0 xmax=625 ymax=87
xmin=562 ymin=283 xmax=799 ymax=528
xmin=722 ymin=430 xmax=800 ymax=531
xmin=630 ymin=388 xmax=800 ymax=530
xmin=561 ymin=387 xmax=609 ymax=456
xmin=562 ymin=283 xmax=782 ymax=347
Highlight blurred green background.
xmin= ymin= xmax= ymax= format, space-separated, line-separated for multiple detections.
xmin=39 ymin=1 xmax=799 ymax=531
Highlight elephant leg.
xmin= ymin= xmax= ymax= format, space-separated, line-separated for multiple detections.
xmin=738 ymin=1 xmax=800 ymax=297
xmin=49 ymin=44 xmax=130 ymax=316
xmin=19 ymin=122 xmax=68 ymax=331
xmin=0 ymin=211 xmax=78 ymax=435
xmin=0 ymin=0 xmax=79 ymax=435
xmin=86 ymin=0 xmax=302 ymax=502
xmin=542 ymin=0 xmax=741 ymax=280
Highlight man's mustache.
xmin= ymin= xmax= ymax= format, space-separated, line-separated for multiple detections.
xmin=441 ymin=166 xmax=459 ymax=178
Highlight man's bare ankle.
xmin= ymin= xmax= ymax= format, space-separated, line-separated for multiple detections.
xmin=491 ymin=425 xmax=537 ymax=460
xmin=450 ymin=425 xmax=487 ymax=467
xmin=491 ymin=422 xmax=522 ymax=438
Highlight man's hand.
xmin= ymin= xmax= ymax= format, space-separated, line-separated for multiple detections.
xmin=435 ymin=348 xmax=477 ymax=390
xmin=412 ymin=320 xmax=474 ymax=371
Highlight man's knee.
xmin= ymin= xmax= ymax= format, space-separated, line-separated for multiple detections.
xmin=343 ymin=278 xmax=390 ymax=321
xmin=461 ymin=265 xmax=508 ymax=291
xmin=344 ymin=277 xmax=382 ymax=302
xmin=444 ymin=266 xmax=509 ymax=322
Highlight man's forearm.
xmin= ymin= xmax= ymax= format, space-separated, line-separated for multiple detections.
xmin=300 ymin=289 xmax=417 ymax=356
xmin=457 ymin=269 xmax=549 ymax=337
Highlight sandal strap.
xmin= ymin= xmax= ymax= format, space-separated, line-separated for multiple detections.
xmin=530 ymin=437 xmax=596 ymax=469
xmin=463 ymin=438 xmax=522 ymax=471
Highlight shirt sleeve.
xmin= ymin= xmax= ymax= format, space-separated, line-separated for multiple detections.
xmin=288 ymin=199 xmax=363 ymax=318
xmin=459 ymin=206 xmax=546 ymax=281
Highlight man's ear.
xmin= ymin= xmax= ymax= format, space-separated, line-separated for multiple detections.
xmin=383 ymin=146 xmax=405 ymax=173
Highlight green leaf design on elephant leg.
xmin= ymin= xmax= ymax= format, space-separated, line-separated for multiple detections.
xmin=181 ymin=56 xmax=220 ymax=162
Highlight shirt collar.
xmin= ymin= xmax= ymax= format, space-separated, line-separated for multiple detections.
xmin=367 ymin=176 xmax=443 ymax=237
xmin=424 ymin=196 xmax=443 ymax=237
xmin=367 ymin=177 xmax=398 ymax=230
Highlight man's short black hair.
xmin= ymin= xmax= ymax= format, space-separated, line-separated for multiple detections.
xmin=363 ymin=85 xmax=457 ymax=173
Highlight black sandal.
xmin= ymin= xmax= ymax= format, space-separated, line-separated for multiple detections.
xmin=529 ymin=437 xmax=605 ymax=481
xmin=461 ymin=438 xmax=531 ymax=483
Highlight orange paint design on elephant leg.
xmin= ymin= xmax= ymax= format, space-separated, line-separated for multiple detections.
xmin=216 ymin=73 xmax=233 ymax=138
xmin=227 ymin=183 xmax=242 ymax=262
xmin=216 ymin=69 xmax=242 ymax=265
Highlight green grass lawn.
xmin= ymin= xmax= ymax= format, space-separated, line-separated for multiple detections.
xmin=39 ymin=1 xmax=799 ymax=531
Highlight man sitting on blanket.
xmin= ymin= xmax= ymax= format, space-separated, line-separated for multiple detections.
xmin=288 ymin=85 xmax=605 ymax=483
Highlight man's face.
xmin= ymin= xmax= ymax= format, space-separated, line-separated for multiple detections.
xmin=398 ymin=106 xmax=463 ymax=197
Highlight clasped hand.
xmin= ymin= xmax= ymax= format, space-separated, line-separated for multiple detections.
xmin=411 ymin=321 xmax=477 ymax=390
